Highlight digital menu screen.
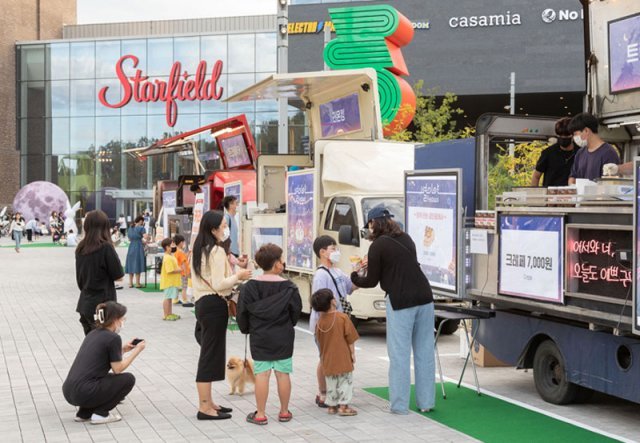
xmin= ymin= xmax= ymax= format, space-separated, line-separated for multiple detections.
xmin=609 ymin=13 xmax=640 ymax=94
xmin=219 ymin=134 xmax=252 ymax=168
xmin=319 ymin=93 xmax=362 ymax=138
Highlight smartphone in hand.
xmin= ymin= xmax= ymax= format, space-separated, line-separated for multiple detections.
xmin=131 ymin=338 xmax=144 ymax=346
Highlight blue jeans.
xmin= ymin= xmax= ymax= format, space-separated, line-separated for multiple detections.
xmin=13 ymin=230 xmax=22 ymax=249
xmin=386 ymin=300 xmax=435 ymax=413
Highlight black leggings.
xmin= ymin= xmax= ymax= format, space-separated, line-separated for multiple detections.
xmin=69 ymin=373 xmax=135 ymax=418
xmin=195 ymin=295 xmax=228 ymax=382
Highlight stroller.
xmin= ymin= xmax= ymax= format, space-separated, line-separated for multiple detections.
xmin=52 ymin=226 xmax=63 ymax=244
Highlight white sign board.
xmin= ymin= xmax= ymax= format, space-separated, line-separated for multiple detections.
xmin=499 ymin=215 xmax=564 ymax=303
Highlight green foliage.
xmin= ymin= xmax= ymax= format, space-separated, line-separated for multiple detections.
xmin=487 ymin=140 xmax=547 ymax=209
xmin=387 ymin=80 xmax=473 ymax=143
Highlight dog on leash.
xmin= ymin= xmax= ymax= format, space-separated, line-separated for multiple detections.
xmin=226 ymin=356 xmax=255 ymax=395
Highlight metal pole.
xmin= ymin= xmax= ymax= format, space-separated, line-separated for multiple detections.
xmin=277 ymin=0 xmax=289 ymax=154
xmin=509 ymin=72 xmax=516 ymax=157
xmin=323 ymin=23 xmax=331 ymax=71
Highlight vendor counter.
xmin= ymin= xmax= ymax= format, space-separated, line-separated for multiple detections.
xmin=469 ymin=205 xmax=633 ymax=334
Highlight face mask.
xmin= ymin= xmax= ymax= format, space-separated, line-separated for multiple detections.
xmin=573 ymin=134 xmax=588 ymax=148
xmin=558 ymin=137 xmax=572 ymax=148
xmin=114 ymin=320 xmax=123 ymax=334
xmin=222 ymin=227 xmax=231 ymax=242
xmin=170 ymin=246 xmax=177 ymax=253
xmin=329 ymin=250 xmax=341 ymax=264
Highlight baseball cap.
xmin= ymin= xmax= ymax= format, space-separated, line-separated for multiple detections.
xmin=363 ymin=205 xmax=394 ymax=229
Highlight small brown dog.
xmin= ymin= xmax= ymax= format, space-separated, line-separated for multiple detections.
xmin=226 ymin=356 xmax=255 ymax=395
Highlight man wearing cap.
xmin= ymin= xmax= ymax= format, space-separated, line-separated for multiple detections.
xmin=351 ymin=205 xmax=435 ymax=415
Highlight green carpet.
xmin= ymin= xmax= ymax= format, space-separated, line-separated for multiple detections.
xmin=364 ymin=383 xmax=618 ymax=443
xmin=135 ymin=285 xmax=162 ymax=293
xmin=2 ymin=242 xmax=63 ymax=248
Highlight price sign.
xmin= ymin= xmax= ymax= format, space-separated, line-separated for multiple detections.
xmin=499 ymin=215 xmax=564 ymax=303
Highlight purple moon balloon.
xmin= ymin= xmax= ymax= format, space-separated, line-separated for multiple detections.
xmin=12 ymin=181 xmax=69 ymax=226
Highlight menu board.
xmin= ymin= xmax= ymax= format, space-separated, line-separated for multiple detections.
xmin=286 ymin=169 xmax=316 ymax=272
xmin=405 ymin=170 xmax=460 ymax=295
xmin=567 ymin=227 xmax=631 ymax=299
xmin=319 ymin=93 xmax=362 ymax=138
xmin=609 ymin=13 xmax=640 ymax=94
xmin=499 ymin=215 xmax=564 ymax=303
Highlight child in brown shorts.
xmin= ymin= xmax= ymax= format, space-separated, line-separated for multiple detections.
xmin=311 ymin=288 xmax=360 ymax=416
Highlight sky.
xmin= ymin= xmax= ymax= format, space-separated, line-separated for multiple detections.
xmin=77 ymin=0 xmax=276 ymax=24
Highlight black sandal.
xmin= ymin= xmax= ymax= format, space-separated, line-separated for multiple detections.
xmin=315 ymin=394 xmax=328 ymax=408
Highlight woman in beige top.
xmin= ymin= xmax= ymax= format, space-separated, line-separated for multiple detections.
xmin=191 ymin=210 xmax=251 ymax=421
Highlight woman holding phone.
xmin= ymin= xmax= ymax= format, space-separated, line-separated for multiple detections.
xmin=63 ymin=301 xmax=145 ymax=424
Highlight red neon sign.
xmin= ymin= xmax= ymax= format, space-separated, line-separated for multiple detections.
xmin=98 ymin=55 xmax=224 ymax=127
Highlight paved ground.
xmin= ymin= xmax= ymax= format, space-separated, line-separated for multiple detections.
xmin=1 ymin=237 xmax=639 ymax=442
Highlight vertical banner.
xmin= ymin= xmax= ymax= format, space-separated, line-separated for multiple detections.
xmin=405 ymin=170 xmax=460 ymax=295
xmin=634 ymin=159 xmax=640 ymax=334
xmin=286 ymin=169 xmax=316 ymax=272
xmin=499 ymin=215 xmax=564 ymax=303
xmin=188 ymin=193 xmax=205 ymax=252
xmin=224 ymin=180 xmax=243 ymax=253
xmin=162 ymin=190 xmax=177 ymax=238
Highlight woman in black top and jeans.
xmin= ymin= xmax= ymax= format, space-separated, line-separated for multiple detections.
xmin=351 ymin=206 xmax=435 ymax=415
xmin=63 ymin=301 xmax=145 ymax=424
xmin=75 ymin=210 xmax=125 ymax=335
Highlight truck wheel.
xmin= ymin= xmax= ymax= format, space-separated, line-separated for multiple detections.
xmin=533 ymin=340 xmax=577 ymax=405
xmin=436 ymin=318 xmax=460 ymax=335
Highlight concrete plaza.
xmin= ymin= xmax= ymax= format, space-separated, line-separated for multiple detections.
xmin=1 ymin=239 xmax=639 ymax=442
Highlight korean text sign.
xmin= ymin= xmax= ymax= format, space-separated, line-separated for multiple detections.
xmin=609 ymin=13 xmax=640 ymax=94
xmin=319 ymin=93 xmax=362 ymax=138
xmin=499 ymin=215 xmax=564 ymax=303
xmin=405 ymin=173 xmax=458 ymax=294
xmin=286 ymin=170 xmax=315 ymax=272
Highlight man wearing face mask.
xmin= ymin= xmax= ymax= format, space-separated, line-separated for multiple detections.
xmin=567 ymin=112 xmax=620 ymax=184
xmin=309 ymin=235 xmax=357 ymax=408
xmin=531 ymin=117 xmax=577 ymax=187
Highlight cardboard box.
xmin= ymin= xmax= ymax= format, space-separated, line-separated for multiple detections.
xmin=471 ymin=341 xmax=510 ymax=368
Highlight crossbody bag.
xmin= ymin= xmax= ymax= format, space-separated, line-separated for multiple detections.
xmin=318 ymin=266 xmax=353 ymax=315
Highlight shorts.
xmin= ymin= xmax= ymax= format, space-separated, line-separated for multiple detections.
xmin=163 ymin=287 xmax=180 ymax=300
xmin=253 ymin=357 xmax=293 ymax=375
xmin=181 ymin=276 xmax=188 ymax=290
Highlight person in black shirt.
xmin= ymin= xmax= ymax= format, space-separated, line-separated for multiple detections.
xmin=76 ymin=210 xmax=125 ymax=335
xmin=63 ymin=301 xmax=145 ymax=424
xmin=531 ymin=117 xmax=577 ymax=187
xmin=351 ymin=206 xmax=435 ymax=414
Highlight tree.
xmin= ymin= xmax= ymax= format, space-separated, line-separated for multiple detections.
xmin=387 ymin=80 xmax=473 ymax=143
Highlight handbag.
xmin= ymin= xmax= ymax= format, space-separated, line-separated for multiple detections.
xmin=318 ymin=266 xmax=353 ymax=315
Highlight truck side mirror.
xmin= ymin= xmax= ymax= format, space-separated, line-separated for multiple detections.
xmin=338 ymin=225 xmax=360 ymax=247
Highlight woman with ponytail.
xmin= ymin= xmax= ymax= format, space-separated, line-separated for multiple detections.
xmin=75 ymin=210 xmax=125 ymax=335
xmin=63 ymin=302 xmax=145 ymax=425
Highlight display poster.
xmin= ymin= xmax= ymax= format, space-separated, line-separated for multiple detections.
xmin=252 ymin=227 xmax=284 ymax=258
xmin=220 ymin=134 xmax=252 ymax=168
xmin=286 ymin=170 xmax=315 ymax=272
xmin=499 ymin=215 xmax=564 ymax=303
xmin=201 ymin=183 xmax=211 ymax=212
xmin=609 ymin=13 xmax=640 ymax=94
xmin=406 ymin=173 xmax=458 ymax=293
xmin=162 ymin=190 xmax=177 ymax=236
xmin=188 ymin=193 xmax=205 ymax=251
xmin=319 ymin=93 xmax=362 ymax=138
xmin=224 ymin=181 xmax=243 ymax=253
xmin=567 ymin=227 xmax=631 ymax=299
xmin=634 ymin=160 xmax=640 ymax=334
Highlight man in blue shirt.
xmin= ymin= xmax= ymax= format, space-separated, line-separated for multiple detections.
xmin=223 ymin=196 xmax=240 ymax=257
xmin=568 ymin=112 xmax=620 ymax=183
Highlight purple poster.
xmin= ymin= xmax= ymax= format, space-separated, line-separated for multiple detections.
xmin=319 ymin=93 xmax=362 ymax=138
xmin=609 ymin=13 xmax=640 ymax=94
xmin=287 ymin=171 xmax=315 ymax=271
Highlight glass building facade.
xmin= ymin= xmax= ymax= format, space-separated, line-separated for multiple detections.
xmin=17 ymin=32 xmax=305 ymax=211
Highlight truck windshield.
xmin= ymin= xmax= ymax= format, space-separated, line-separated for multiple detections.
xmin=362 ymin=197 xmax=405 ymax=228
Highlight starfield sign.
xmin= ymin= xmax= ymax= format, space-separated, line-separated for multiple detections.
xmin=323 ymin=5 xmax=416 ymax=136
xmin=98 ymin=55 xmax=224 ymax=127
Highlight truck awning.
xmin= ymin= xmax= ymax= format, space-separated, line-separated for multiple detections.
xmin=224 ymin=69 xmax=378 ymax=108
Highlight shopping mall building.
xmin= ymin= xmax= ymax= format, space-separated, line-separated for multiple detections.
xmin=1 ymin=0 xmax=586 ymax=214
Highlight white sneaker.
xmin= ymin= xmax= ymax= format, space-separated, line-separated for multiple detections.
xmin=74 ymin=415 xmax=90 ymax=423
xmin=90 ymin=413 xmax=122 ymax=425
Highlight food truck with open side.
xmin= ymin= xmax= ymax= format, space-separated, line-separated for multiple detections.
xmin=225 ymin=69 xmax=463 ymax=328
